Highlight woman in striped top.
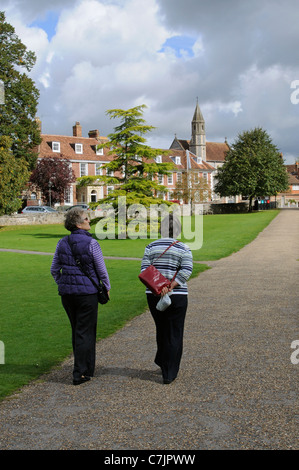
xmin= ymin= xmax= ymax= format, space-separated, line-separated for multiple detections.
xmin=141 ymin=214 xmax=193 ymax=384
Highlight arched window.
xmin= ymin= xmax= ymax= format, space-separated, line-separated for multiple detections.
xmin=90 ymin=190 xmax=97 ymax=203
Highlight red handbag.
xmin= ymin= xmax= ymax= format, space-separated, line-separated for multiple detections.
xmin=139 ymin=241 xmax=179 ymax=296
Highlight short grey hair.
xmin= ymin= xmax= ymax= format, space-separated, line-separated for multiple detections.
xmin=64 ymin=207 xmax=87 ymax=232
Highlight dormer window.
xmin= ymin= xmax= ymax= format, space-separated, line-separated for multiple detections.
xmin=96 ymin=147 xmax=104 ymax=155
xmin=75 ymin=143 xmax=83 ymax=154
xmin=156 ymin=155 xmax=162 ymax=163
xmin=52 ymin=141 xmax=60 ymax=152
xmin=175 ymin=156 xmax=181 ymax=165
xmin=192 ymin=156 xmax=202 ymax=164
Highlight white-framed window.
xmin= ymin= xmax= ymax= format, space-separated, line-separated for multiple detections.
xmin=96 ymin=147 xmax=104 ymax=155
xmin=177 ymin=172 xmax=182 ymax=184
xmin=90 ymin=190 xmax=97 ymax=203
xmin=107 ymin=186 xmax=114 ymax=194
xmin=64 ymin=186 xmax=71 ymax=204
xmin=95 ymin=163 xmax=103 ymax=176
xmin=156 ymin=155 xmax=162 ymax=163
xmin=52 ymin=141 xmax=60 ymax=152
xmin=80 ymin=163 xmax=87 ymax=177
xmin=167 ymin=173 xmax=173 ymax=185
xmin=292 ymin=184 xmax=299 ymax=190
xmin=158 ymin=174 xmax=163 ymax=184
xmin=64 ymin=185 xmax=73 ymax=205
xmin=203 ymin=172 xmax=208 ymax=181
xmin=175 ymin=156 xmax=181 ymax=165
xmin=106 ymin=167 xmax=114 ymax=176
xmin=75 ymin=143 xmax=83 ymax=154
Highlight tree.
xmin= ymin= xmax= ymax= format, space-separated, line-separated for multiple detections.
xmin=0 ymin=136 xmax=29 ymax=215
xmin=172 ymin=171 xmax=212 ymax=208
xmin=0 ymin=11 xmax=41 ymax=169
xmin=214 ymin=127 xmax=289 ymax=211
xmin=30 ymin=157 xmax=76 ymax=206
xmin=77 ymin=105 xmax=174 ymax=208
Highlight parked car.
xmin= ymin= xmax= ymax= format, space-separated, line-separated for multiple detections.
xmin=21 ymin=206 xmax=57 ymax=214
xmin=66 ymin=204 xmax=90 ymax=211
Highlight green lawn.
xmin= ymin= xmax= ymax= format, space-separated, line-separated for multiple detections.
xmin=0 ymin=210 xmax=278 ymax=260
xmin=0 ymin=210 xmax=279 ymax=400
xmin=0 ymin=252 xmax=206 ymax=400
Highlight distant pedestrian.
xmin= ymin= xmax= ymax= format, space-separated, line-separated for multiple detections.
xmin=51 ymin=207 xmax=110 ymax=385
xmin=140 ymin=214 xmax=193 ymax=384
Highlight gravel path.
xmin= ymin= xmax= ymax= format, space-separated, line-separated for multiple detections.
xmin=0 ymin=209 xmax=298 ymax=450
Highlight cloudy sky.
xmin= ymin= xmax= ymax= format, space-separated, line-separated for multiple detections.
xmin=2 ymin=0 xmax=299 ymax=163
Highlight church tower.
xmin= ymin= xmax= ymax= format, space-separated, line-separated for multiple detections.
xmin=189 ymin=100 xmax=206 ymax=161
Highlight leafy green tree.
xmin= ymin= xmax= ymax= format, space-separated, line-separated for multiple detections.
xmin=0 ymin=136 xmax=29 ymax=215
xmin=77 ymin=105 xmax=174 ymax=208
xmin=0 ymin=11 xmax=41 ymax=169
xmin=214 ymin=127 xmax=289 ymax=211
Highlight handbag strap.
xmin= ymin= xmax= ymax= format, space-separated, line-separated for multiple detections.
xmin=153 ymin=240 xmax=179 ymax=262
xmin=152 ymin=240 xmax=180 ymax=282
xmin=67 ymin=236 xmax=99 ymax=290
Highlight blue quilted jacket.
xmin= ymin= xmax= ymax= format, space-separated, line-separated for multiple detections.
xmin=55 ymin=229 xmax=99 ymax=296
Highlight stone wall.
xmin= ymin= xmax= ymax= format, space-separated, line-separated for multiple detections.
xmin=0 ymin=213 xmax=65 ymax=226
xmin=0 ymin=211 xmax=101 ymax=226
xmin=0 ymin=202 xmax=253 ymax=226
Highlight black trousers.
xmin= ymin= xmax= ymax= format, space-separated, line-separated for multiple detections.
xmin=147 ymin=294 xmax=188 ymax=382
xmin=61 ymin=294 xmax=98 ymax=381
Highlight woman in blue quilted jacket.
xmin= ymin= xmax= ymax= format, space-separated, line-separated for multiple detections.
xmin=51 ymin=207 xmax=110 ymax=385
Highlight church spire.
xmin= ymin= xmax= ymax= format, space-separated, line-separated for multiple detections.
xmin=189 ymin=100 xmax=206 ymax=161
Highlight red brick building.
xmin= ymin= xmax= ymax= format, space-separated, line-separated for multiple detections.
xmin=27 ymin=103 xmax=230 ymax=207
xmin=277 ymin=163 xmax=299 ymax=207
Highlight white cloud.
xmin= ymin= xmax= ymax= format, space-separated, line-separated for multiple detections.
xmin=3 ymin=0 xmax=299 ymax=163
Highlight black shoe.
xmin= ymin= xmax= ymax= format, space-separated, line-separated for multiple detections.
xmin=163 ymin=378 xmax=175 ymax=384
xmin=73 ymin=376 xmax=91 ymax=386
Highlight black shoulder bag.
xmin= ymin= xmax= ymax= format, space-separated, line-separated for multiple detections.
xmin=67 ymin=236 xmax=109 ymax=305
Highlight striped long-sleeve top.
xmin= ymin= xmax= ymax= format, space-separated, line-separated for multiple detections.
xmin=140 ymin=238 xmax=193 ymax=295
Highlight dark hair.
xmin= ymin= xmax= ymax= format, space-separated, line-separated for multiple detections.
xmin=64 ymin=207 xmax=86 ymax=232
xmin=160 ymin=213 xmax=181 ymax=239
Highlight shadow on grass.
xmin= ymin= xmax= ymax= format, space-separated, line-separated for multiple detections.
xmin=21 ymin=233 xmax=66 ymax=239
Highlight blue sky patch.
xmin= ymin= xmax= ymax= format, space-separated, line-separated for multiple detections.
xmin=160 ymin=35 xmax=197 ymax=58
xmin=30 ymin=11 xmax=59 ymax=41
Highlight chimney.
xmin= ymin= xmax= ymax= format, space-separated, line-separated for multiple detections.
xmin=88 ymin=129 xmax=100 ymax=139
xmin=73 ymin=121 xmax=82 ymax=137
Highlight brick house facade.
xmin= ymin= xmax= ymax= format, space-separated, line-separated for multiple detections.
xmin=27 ymin=103 xmax=230 ymax=207
xmin=276 ymin=163 xmax=299 ymax=207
